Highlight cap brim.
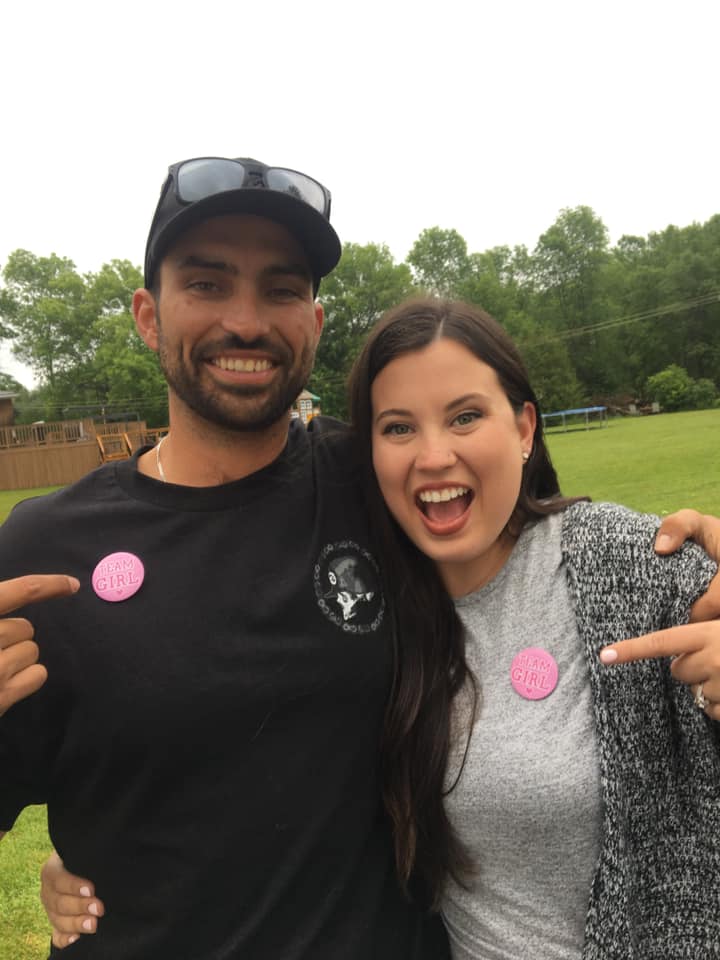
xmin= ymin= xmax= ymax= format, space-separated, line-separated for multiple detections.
xmin=145 ymin=189 xmax=341 ymax=288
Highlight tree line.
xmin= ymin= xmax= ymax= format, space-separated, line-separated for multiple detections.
xmin=1 ymin=206 xmax=718 ymax=426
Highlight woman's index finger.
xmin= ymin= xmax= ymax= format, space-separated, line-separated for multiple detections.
xmin=599 ymin=624 xmax=706 ymax=665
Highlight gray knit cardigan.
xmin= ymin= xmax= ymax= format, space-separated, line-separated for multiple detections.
xmin=560 ymin=501 xmax=720 ymax=958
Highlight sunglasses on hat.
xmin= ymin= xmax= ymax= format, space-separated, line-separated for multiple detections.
xmin=169 ymin=157 xmax=332 ymax=218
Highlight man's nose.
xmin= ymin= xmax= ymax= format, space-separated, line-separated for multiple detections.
xmin=220 ymin=294 xmax=272 ymax=339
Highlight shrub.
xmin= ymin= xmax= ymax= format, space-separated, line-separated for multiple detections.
xmin=646 ymin=365 xmax=717 ymax=412
xmin=688 ymin=377 xmax=717 ymax=410
xmin=645 ymin=365 xmax=693 ymax=412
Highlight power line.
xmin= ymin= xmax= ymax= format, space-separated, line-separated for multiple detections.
xmin=525 ymin=291 xmax=720 ymax=345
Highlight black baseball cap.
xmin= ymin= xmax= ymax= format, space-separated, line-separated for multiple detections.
xmin=143 ymin=156 xmax=342 ymax=291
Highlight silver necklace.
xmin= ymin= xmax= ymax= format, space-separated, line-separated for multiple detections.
xmin=155 ymin=436 xmax=167 ymax=482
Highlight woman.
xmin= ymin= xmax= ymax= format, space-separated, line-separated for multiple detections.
xmin=348 ymin=297 xmax=720 ymax=958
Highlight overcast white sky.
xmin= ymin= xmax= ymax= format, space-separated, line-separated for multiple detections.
xmin=1 ymin=0 xmax=717 ymax=386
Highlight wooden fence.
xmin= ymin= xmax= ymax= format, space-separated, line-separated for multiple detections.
xmin=0 ymin=419 xmax=167 ymax=490
xmin=0 ymin=441 xmax=102 ymax=489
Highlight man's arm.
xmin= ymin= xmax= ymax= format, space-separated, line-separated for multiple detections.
xmin=0 ymin=574 xmax=88 ymax=945
xmin=0 ymin=574 xmax=80 ymax=718
xmin=0 ymin=574 xmax=80 ymax=848
xmin=654 ymin=510 xmax=720 ymax=621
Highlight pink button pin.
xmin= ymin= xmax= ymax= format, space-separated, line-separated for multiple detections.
xmin=92 ymin=552 xmax=145 ymax=603
xmin=510 ymin=646 xmax=559 ymax=700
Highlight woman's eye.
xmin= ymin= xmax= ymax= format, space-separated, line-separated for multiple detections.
xmin=453 ymin=411 xmax=481 ymax=427
xmin=383 ymin=423 xmax=412 ymax=436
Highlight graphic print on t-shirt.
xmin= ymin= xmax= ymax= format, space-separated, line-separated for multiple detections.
xmin=314 ymin=540 xmax=385 ymax=633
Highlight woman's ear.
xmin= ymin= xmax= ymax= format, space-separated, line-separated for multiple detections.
xmin=517 ymin=400 xmax=537 ymax=453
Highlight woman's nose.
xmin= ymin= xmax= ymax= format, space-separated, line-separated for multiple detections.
xmin=414 ymin=440 xmax=457 ymax=472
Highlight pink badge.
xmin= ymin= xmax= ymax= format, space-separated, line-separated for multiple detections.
xmin=92 ymin=552 xmax=145 ymax=603
xmin=510 ymin=646 xmax=559 ymax=700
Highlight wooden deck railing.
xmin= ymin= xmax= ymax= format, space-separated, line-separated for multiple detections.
xmin=0 ymin=419 xmax=95 ymax=448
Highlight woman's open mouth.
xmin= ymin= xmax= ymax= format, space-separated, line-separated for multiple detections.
xmin=416 ymin=486 xmax=473 ymax=532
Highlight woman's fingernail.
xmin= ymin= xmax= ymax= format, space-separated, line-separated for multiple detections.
xmin=600 ymin=648 xmax=618 ymax=665
xmin=68 ymin=935 xmax=79 ymax=945
xmin=79 ymin=885 xmax=91 ymax=897
xmin=88 ymin=902 xmax=100 ymax=916
xmin=82 ymin=918 xmax=94 ymax=931
xmin=655 ymin=534 xmax=672 ymax=551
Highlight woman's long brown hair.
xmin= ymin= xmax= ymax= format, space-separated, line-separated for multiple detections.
xmin=348 ymin=297 xmax=578 ymax=909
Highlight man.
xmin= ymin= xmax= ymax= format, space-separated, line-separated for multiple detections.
xmin=0 ymin=157 xmax=449 ymax=958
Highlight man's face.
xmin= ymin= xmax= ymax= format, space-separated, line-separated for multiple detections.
xmin=135 ymin=214 xmax=324 ymax=433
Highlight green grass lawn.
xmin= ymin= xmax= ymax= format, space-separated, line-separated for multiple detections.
xmin=0 ymin=807 xmax=53 ymax=959
xmin=546 ymin=408 xmax=720 ymax=516
xmin=0 ymin=410 xmax=718 ymax=957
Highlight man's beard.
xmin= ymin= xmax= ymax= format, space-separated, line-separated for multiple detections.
xmin=157 ymin=327 xmax=315 ymax=433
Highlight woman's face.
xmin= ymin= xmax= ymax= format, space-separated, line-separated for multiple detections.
xmin=371 ymin=337 xmax=536 ymax=597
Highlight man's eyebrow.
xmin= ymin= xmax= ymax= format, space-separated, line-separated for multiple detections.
xmin=176 ymin=255 xmax=238 ymax=275
xmin=175 ymin=256 xmax=311 ymax=283
xmin=262 ymin=262 xmax=313 ymax=283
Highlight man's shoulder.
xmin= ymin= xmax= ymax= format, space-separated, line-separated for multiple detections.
xmin=1 ymin=462 xmax=120 ymax=535
xmin=305 ymin=415 xmax=351 ymax=442
xmin=301 ymin=416 xmax=361 ymax=485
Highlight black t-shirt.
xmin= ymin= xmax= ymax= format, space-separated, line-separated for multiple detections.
xmin=0 ymin=419 xmax=448 ymax=959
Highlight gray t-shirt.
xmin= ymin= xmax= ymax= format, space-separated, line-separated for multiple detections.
xmin=443 ymin=513 xmax=602 ymax=959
